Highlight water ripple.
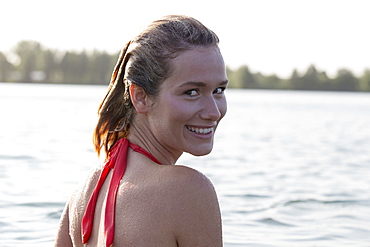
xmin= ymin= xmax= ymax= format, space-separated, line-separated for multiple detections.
xmin=256 ymin=217 xmax=295 ymax=227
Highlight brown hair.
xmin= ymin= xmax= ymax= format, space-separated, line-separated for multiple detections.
xmin=94 ymin=15 xmax=220 ymax=157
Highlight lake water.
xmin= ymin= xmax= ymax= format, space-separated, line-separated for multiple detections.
xmin=0 ymin=83 xmax=370 ymax=247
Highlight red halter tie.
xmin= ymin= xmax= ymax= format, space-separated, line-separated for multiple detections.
xmin=81 ymin=138 xmax=161 ymax=247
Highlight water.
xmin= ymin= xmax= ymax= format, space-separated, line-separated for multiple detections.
xmin=1 ymin=83 xmax=370 ymax=247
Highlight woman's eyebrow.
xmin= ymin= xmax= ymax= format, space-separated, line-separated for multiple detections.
xmin=179 ymin=81 xmax=207 ymax=87
xmin=220 ymin=80 xmax=229 ymax=85
xmin=180 ymin=80 xmax=228 ymax=87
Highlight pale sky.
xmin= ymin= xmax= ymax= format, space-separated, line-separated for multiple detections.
xmin=2 ymin=0 xmax=370 ymax=78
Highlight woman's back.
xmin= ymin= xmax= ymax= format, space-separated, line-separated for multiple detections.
xmin=61 ymin=151 xmax=222 ymax=247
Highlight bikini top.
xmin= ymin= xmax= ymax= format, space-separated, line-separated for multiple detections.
xmin=81 ymin=138 xmax=161 ymax=247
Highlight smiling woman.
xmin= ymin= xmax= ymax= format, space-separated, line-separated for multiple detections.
xmin=145 ymin=46 xmax=228 ymax=157
xmin=54 ymin=15 xmax=227 ymax=247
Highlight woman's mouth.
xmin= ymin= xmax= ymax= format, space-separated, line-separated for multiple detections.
xmin=186 ymin=126 xmax=214 ymax=134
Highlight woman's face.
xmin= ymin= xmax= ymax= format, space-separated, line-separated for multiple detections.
xmin=147 ymin=46 xmax=228 ymax=157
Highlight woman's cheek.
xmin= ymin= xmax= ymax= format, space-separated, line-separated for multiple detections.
xmin=219 ymin=98 xmax=227 ymax=120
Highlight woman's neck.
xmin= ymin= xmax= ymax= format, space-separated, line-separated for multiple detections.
xmin=127 ymin=124 xmax=182 ymax=166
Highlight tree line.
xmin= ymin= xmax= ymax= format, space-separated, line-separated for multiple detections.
xmin=1 ymin=40 xmax=369 ymax=91
xmin=227 ymin=65 xmax=370 ymax=92
xmin=0 ymin=40 xmax=118 ymax=85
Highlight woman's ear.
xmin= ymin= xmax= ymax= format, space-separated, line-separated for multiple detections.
xmin=130 ymin=84 xmax=150 ymax=114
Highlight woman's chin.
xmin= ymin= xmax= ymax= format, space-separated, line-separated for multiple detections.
xmin=187 ymin=146 xmax=213 ymax=157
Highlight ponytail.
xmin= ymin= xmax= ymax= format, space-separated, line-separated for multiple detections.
xmin=93 ymin=41 xmax=134 ymax=157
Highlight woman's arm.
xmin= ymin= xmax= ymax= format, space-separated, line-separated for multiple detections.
xmin=54 ymin=202 xmax=73 ymax=247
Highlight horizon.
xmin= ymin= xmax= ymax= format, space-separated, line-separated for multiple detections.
xmin=2 ymin=0 xmax=370 ymax=77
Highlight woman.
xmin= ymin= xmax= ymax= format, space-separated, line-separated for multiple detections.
xmin=55 ymin=15 xmax=228 ymax=247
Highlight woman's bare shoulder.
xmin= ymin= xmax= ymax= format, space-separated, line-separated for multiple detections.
xmin=159 ymin=165 xmax=223 ymax=246
xmin=72 ymin=166 xmax=103 ymax=200
xmin=162 ymin=165 xmax=215 ymax=193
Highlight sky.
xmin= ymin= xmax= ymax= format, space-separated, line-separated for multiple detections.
xmin=2 ymin=0 xmax=370 ymax=78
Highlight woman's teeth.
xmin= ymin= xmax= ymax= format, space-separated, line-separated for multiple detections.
xmin=187 ymin=126 xmax=213 ymax=134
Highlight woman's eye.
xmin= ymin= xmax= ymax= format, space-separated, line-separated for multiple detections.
xmin=184 ymin=89 xmax=199 ymax=96
xmin=214 ymin=87 xmax=226 ymax=94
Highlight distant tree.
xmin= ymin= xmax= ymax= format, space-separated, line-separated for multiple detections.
xmin=333 ymin=68 xmax=359 ymax=91
xmin=60 ymin=52 xmax=74 ymax=83
xmin=0 ymin=52 xmax=12 ymax=82
xmin=265 ymin=74 xmax=284 ymax=89
xmin=87 ymin=50 xmax=116 ymax=84
xmin=318 ymin=71 xmax=331 ymax=90
xmin=226 ymin=66 xmax=245 ymax=88
xmin=359 ymin=69 xmax=370 ymax=91
xmin=255 ymin=73 xmax=283 ymax=89
xmin=77 ymin=51 xmax=89 ymax=83
xmin=40 ymin=49 xmax=57 ymax=82
xmin=300 ymin=65 xmax=321 ymax=90
xmin=14 ymin=41 xmax=43 ymax=82
xmin=60 ymin=51 xmax=89 ymax=83
xmin=290 ymin=69 xmax=303 ymax=90
xmin=235 ymin=65 xmax=258 ymax=89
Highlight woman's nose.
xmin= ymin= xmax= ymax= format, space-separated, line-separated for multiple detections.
xmin=199 ymin=96 xmax=222 ymax=121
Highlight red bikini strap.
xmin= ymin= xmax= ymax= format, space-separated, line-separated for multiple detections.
xmin=81 ymin=164 xmax=111 ymax=243
xmin=105 ymin=138 xmax=130 ymax=246
xmin=129 ymin=142 xmax=161 ymax=165
xmin=81 ymin=138 xmax=161 ymax=247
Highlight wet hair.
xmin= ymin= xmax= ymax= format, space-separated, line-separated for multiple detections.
xmin=93 ymin=15 xmax=220 ymax=157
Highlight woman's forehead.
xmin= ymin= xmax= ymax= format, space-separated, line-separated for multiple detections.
xmin=161 ymin=46 xmax=226 ymax=88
